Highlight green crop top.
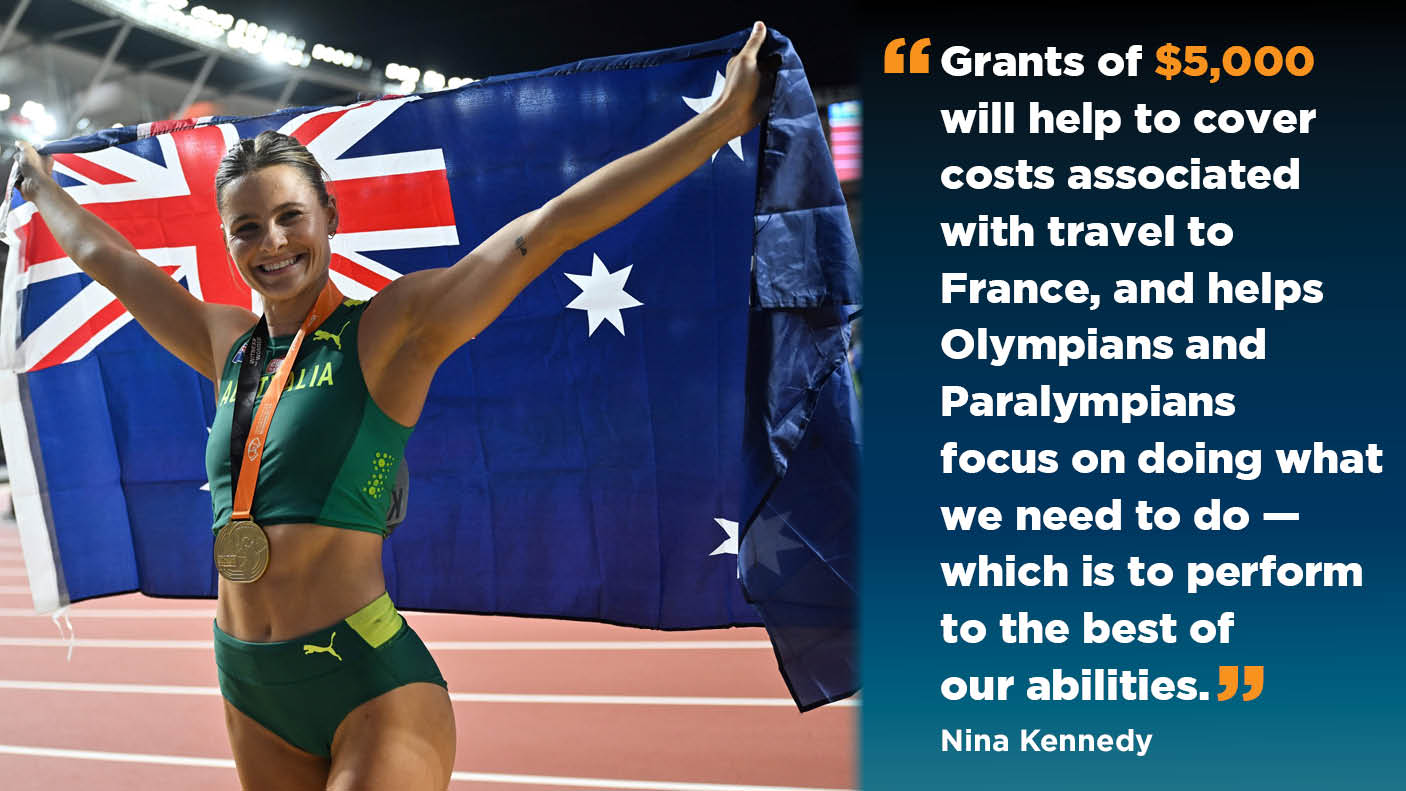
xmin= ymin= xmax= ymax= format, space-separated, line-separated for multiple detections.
xmin=205 ymin=297 xmax=413 ymax=536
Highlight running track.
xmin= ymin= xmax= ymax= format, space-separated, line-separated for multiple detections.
xmin=0 ymin=518 xmax=854 ymax=790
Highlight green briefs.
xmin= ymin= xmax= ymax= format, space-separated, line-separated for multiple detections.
xmin=213 ymin=593 xmax=447 ymax=757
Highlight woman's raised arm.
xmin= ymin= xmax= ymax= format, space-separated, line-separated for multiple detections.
xmin=372 ymin=22 xmax=773 ymax=366
xmin=14 ymin=142 xmax=252 ymax=381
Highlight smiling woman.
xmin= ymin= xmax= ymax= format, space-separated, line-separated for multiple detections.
xmin=215 ymin=134 xmax=342 ymax=334
xmin=10 ymin=21 xmax=774 ymax=791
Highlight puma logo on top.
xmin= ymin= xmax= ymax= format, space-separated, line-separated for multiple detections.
xmin=313 ymin=320 xmax=351 ymax=350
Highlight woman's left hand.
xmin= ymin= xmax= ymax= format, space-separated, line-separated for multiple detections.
xmin=713 ymin=21 xmax=772 ymax=138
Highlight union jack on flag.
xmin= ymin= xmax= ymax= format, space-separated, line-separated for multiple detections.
xmin=5 ymin=97 xmax=456 ymax=372
xmin=0 ymin=29 xmax=859 ymax=710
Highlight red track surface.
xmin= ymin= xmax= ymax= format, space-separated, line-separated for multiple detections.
xmin=0 ymin=521 xmax=855 ymax=790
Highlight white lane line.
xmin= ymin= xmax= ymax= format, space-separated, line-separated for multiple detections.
xmin=0 ymin=608 xmax=768 ymax=646
xmin=0 ymin=680 xmax=216 ymax=696
xmin=426 ymin=641 xmax=769 ymax=650
xmin=449 ymin=770 xmax=853 ymax=791
xmin=0 ymin=607 xmax=559 ymax=618
xmin=0 ymin=608 xmax=217 ymax=618
xmin=0 ymin=744 xmax=233 ymax=769
xmin=0 ymin=569 xmax=29 ymax=577
xmin=0 ymin=680 xmax=850 ymax=708
xmin=0 ymin=637 xmax=772 ymax=650
xmin=454 ymin=693 xmax=850 ymax=707
xmin=0 ymin=586 xmax=32 ymax=594
xmin=0 ymin=745 xmax=853 ymax=790
xmin=0 ymin=638 xmax=211 ymax=648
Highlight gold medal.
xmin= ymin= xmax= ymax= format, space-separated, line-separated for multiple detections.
xmin=214 ymin=519 xmax=270 ymax=583
xmin=218 ymin=279 xmax=343 ymax=583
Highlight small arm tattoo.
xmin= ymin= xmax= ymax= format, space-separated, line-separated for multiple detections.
xmin=514 ymin=235 xmax=528 ymax=256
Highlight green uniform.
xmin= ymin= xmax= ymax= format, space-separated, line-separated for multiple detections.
xmin=206 ymin=297 xmax=444 ymax=755
xmin=214 ymin=593 xmax=447 ymax=757
xmin=205 ymin=297 xmax=411 ymax=536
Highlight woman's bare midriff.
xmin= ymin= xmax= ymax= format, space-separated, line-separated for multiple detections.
xmin=215 ymin=522 xmax=387 ymax=642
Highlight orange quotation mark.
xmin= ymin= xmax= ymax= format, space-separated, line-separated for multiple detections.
xmin=1217 ymin=665 xmax=1264 ymax=701
xmin=884 ymin=38 xmax=931 ymax=74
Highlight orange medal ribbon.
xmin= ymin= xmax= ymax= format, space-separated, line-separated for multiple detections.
xmin=215 ymin=278 xmax=343 ymax=582
xmin=231 ymin=278 xmax=344 ymax=521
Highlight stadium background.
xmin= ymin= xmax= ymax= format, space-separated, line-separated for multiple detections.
xmin=0 ymin=1 xmax=859 ymax=789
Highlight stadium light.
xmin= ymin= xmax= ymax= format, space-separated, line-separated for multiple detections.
xmin=190 ymin=6 xmax=234 ymax=29
xmin=87 ymin=2 xmax=309 ymax=68
xmin=75 ymin=2 xmax=486 ymax=89
xmin=0 ymin=93 xmax=10 ymax=112
xmin=19 ymin=100 xmax=58 ymax=139
xmin=312 ymin=43 xmax=363 ymax=70
xmin=385 ymin=63 xmax=420 ymax=83
xmin=125 ymin=0 xmax=225 ymax=42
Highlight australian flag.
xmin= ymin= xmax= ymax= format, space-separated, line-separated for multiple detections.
xmin=0 ymin=30 xmax=858 ymax=710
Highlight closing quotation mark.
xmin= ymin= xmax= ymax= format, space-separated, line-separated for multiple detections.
xmin=1217 ymin=665 xmax=1264 ymax=701
xmin=884 ymin=38 xmax=931 ymax=74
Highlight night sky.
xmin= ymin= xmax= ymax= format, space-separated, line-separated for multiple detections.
xmin=16 ymin=1 xmax=857 ymax=92
xmin=236 ymin=0 xmax=857 ymax=88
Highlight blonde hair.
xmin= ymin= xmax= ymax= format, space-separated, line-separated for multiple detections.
xmin=214 ymin=130 xmax=332 ymax=211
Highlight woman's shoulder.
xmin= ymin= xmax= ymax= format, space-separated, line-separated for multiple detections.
xmin=209 ymin=303 xmax=260 ymax=368
xmin=353 ymin=275 xmax=427 ymax=347
xmin=341 ymin=294 xmax=373 ymax=316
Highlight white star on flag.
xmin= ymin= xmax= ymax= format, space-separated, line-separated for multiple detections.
xmin=201 ymin=425 xmax=212 ymax=492
xmin=564 ymin=253 xmax=643 ymax=336
xmin=682 ymin=72 xmax=745 ymax=162
xmin=710 ymin=518 xmax=739 ymax=556
xmin=742 ymin=511 xmax=803 ymax=575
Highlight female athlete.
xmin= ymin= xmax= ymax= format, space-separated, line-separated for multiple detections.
xmin=13 ymin=22 xmax=770 ymax=791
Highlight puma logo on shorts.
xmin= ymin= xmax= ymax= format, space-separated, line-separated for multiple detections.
xmin=303 ymin=631 xmax=342 ymax=661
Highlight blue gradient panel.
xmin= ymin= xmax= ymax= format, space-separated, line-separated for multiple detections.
xmin=862 ymin=13 xmax=1402 ymax=789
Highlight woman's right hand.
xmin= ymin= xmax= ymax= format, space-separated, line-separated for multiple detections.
xmin=713 ymin=22 xmax=771 ymax=140
xmin=9 ymin=142 xmax=249 ymax=383
xmin=14 ymin=141 xmax=55 ymax=203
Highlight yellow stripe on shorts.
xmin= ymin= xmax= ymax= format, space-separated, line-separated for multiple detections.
xmin=346 ymin=592 xmax=404 ymax=648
